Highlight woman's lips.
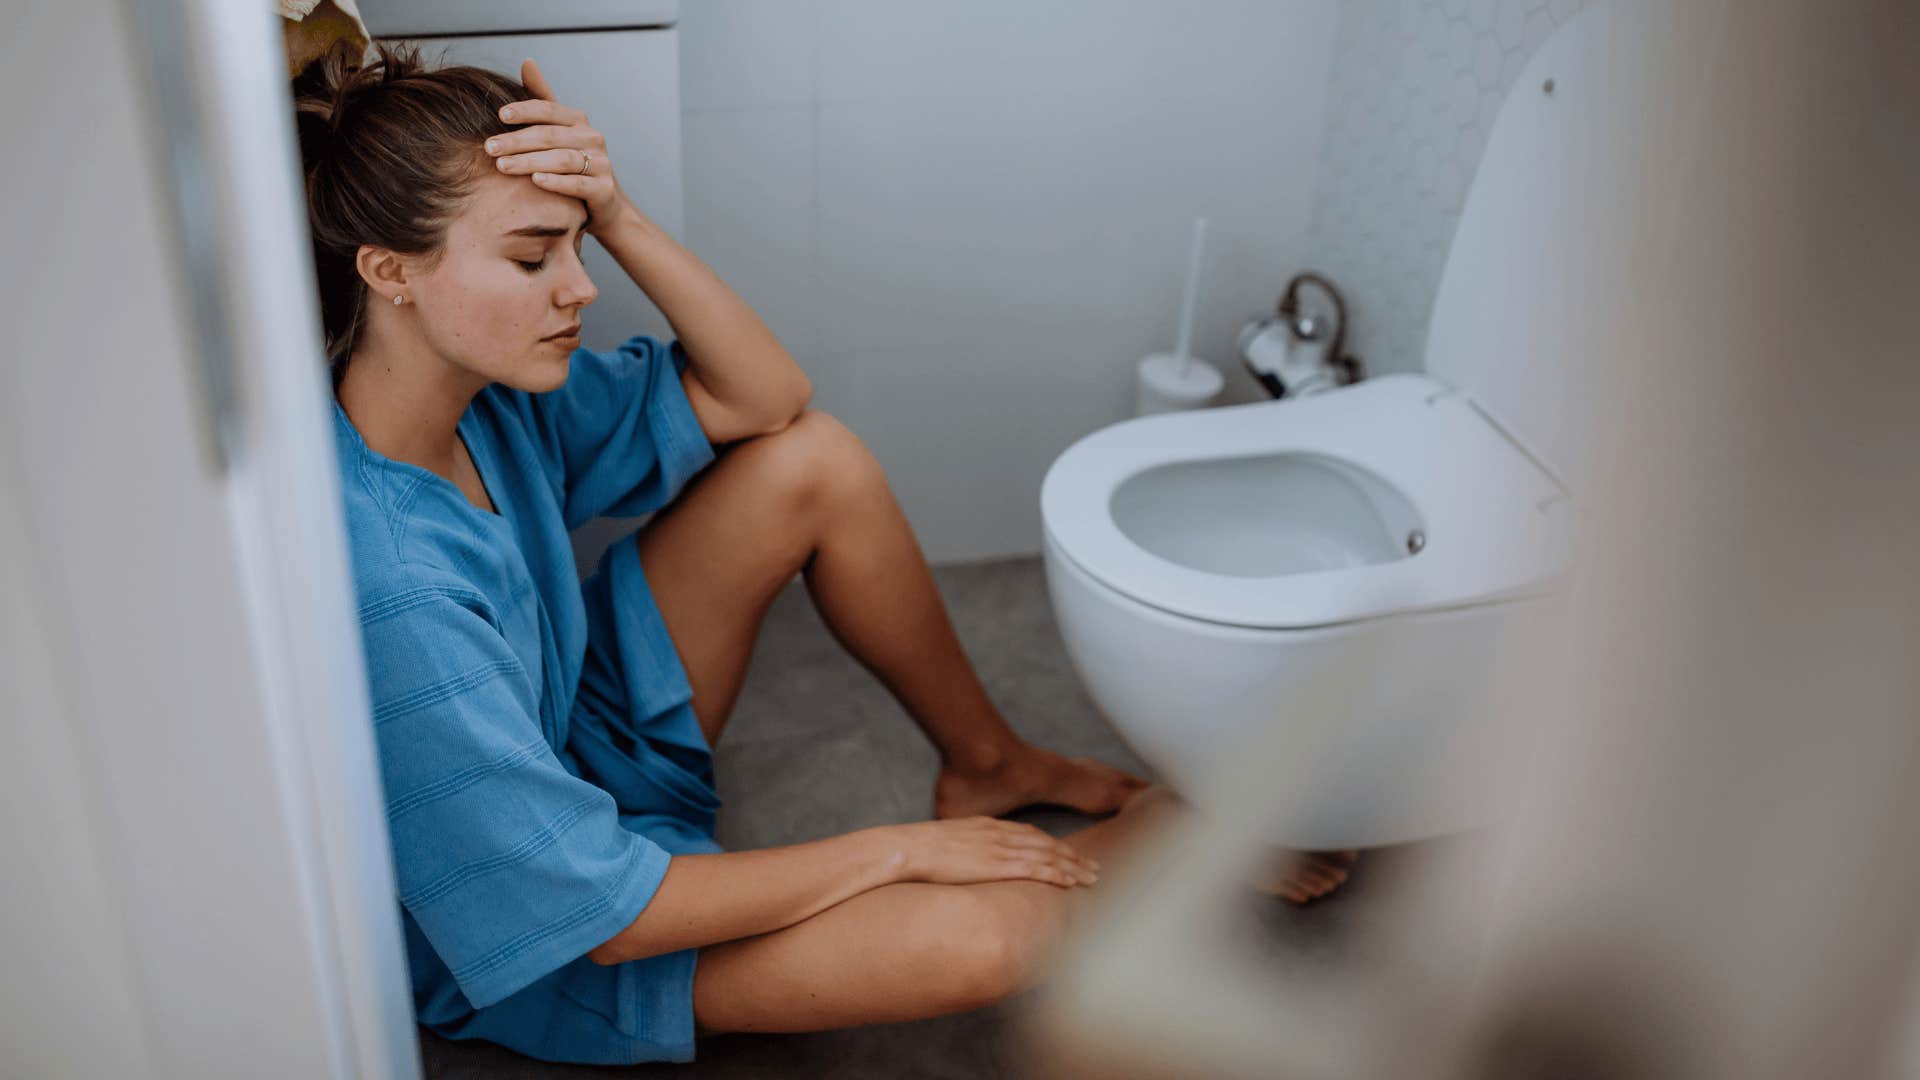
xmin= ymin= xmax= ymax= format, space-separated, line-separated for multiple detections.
xmin=544 ymin=324 xmax=581 ymax=346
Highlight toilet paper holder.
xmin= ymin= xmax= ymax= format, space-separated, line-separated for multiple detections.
xmin=1239 ymin=271 xmax=1364 ymax=399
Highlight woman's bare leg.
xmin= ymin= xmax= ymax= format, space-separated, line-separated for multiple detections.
xmin=636 ymin=409 xmax=1349 ymax=901
xmin=637 ymin=408 xmax=1143 ymax=815
xmin=692 ymin=786 xmax=1182 ymax=1036
xmin=694 ymin=786 xmax=1358 ymax=1036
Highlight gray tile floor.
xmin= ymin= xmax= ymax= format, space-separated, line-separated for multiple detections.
xmin=418 ymin=556 xmax=1403 ymax=1078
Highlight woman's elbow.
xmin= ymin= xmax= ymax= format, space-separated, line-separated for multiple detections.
xmin=759 ymin=378 xmax=813 ymax=437
xmin=783 ymin=375 xmax=814 ymax=427
xmin=587 ymin=939 xmax=626 ymax=966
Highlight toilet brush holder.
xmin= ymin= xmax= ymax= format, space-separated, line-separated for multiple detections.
xmin=1135 ymin=352 xmax=1223 ymax=416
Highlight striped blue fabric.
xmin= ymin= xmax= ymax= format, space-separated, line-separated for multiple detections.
xmin=332 ymin=335 xmax=720 ymax=1064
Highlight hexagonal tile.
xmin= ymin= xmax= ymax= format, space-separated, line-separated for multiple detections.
xmin=1499 ymin=42 xmax=1530 ymax=85
xmin=1447 ymin=74 xmax=1475 ymax=125
xmin=1396 ymin=0 xmax=1425 ymax=37
xmin=1449 ymin=20 xmax=1477 ymax=70
xmin=1411 ymin=145 xmax=1439 ymax=194
xmin=1399 ymin=34 xmax=1429 ymax=79
xmin=1495 ymin=0 xmax=1529 ymax=48
xmin=1475 ymin=35 xmax=1503 ymax=88
xmin=1522 ymin=7 xmax=1557 ymax=51
xmin=1455 ymin=121 xmax=1482 ymax=162
xmin=1476 ymin=85 xmax=1504 ymax=131
xmin=1305 ymin=0 xmax=1586 ymax=375
xmin=1439 ymin=157 xmax=1472 ymax=209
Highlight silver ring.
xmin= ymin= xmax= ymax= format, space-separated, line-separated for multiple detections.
xmin=579 ymin=149 xmax=591 ymax=174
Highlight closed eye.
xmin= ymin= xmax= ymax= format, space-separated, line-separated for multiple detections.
xmin=515 ymin=233 xmax=581 ymax=274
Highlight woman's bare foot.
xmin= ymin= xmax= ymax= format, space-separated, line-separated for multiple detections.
xmin=933 ymin=742 xmax=1151 ymax=820
xmin=1253 ymin=849 xmax=1359 ymax=903
xmin=1104 ymin=785 xmax=1359 ymax=904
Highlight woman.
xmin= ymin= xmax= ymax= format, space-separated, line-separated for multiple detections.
xmin=298 ymin=41 xmax=1350 ymax=1066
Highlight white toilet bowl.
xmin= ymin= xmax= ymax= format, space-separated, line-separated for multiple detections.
xmin=1042 ymin=377 xmax=1571 ymax=848
xmin=1039 ymin=3 xmax=1641 ymax=848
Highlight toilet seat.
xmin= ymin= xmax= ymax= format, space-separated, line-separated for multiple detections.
xmin=1040 ymin=374 xmax=1573 ymax=630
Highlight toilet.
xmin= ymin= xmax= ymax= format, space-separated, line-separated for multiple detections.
xmin=1040 ymin=2 xmax=1660 ymax=849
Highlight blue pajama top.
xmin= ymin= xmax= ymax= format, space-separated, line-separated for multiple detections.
xmin=331 ymin=334 xmax=724 ymax=1065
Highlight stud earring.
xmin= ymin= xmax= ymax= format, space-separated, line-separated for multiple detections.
xmin=393 ymin=294 xmax=405 ymax=306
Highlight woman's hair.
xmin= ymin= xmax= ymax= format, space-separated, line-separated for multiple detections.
xmin=292 ymin=40 xmax=527 ymax=378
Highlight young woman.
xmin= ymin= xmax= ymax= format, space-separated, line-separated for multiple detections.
xmin=297 ymin=41 xmax=1350 ymax=1066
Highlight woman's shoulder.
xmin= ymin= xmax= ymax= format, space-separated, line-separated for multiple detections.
xmin=339 ymin=518 xmax=512 ymax=635
xmin=341 ymin=534 xmax=503 ymax=638
xmin=329 ymin=408 xmax=505 ymax=622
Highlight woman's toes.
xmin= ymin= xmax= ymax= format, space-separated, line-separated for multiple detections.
xmin=1253 ymin=849 xmax=1361 ymax=903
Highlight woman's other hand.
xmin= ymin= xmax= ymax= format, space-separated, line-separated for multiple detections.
xmin=486 ymin=58 xmax=634 ymax=236
xmin=878 ymin=817 xmax=1101 ymax=890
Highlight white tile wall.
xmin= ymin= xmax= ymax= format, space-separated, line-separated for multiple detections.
xmin=678 ymin=0 xmax=1339 ymax=562
xmin=1303 ymin=0 xmax=1589 ymax=377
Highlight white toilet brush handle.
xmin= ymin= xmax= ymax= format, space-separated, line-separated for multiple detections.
xmin=1173 ymin=216 xmax=1207 ymax=379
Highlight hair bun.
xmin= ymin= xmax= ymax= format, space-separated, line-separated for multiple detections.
xmin=292 ymin=39 xmax=431 ymax=177
xmin=292 ymin=40 xmax=357 ymax=174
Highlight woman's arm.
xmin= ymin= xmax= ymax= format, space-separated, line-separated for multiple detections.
xmin=589 ymin=818 xmax=1101 ymax=965
xmin=595 ymin=205 xmax=813 ymax=443
xmin=588 ymin=827 xmax=898 ymax=965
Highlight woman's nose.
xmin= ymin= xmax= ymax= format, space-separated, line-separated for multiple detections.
xmin=559 ymin=252 xmax=597 ymax=308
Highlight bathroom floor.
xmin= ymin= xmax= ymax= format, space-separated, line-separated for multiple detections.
xmin=417 ymin=556 xmax=1428 ymax=1079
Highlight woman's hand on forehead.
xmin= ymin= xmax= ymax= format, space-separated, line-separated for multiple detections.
xmin=485 ymin=58 xmax=636 ymax=237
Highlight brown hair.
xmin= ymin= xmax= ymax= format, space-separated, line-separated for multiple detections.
xmin=292 ymin=40 xmax=528 ymax=379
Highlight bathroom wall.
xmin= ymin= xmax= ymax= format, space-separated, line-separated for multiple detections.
xmin=677 ymin=0 xmax=1338 ymax=563
xmin=1302 ymin=0 xmax=1589 ymax=376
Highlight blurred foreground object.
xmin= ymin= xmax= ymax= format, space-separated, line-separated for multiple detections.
xmin=1027 ymin=0 xmax=1920 ymax=1076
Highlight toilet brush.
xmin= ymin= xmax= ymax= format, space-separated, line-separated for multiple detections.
xmin=1135 ymin=215 xmax=1224 ymax=416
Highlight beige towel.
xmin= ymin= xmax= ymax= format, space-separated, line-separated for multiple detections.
xmin=280 ymin=0 xmax=372 ymax=80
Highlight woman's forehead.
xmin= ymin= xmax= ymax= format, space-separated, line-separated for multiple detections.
xmin=461 ymin=172 xmax=586 ymax=239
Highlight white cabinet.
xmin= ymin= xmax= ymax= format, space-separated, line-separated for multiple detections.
xmin=363 ymin=0 xmax=679 ymax=37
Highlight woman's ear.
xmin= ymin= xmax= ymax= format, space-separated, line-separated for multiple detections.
xmin=354 ymin=244 xmax=411 ymax=305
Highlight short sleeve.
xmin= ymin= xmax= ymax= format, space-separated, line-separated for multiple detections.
xmin=357 ymin=579 xmax=672 ymax=1009
xmin=523 ymin=334 xmax=717 ymax=530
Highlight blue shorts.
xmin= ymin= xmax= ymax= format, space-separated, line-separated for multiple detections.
xmin=569 ymin=526 xmax=726 ymax=858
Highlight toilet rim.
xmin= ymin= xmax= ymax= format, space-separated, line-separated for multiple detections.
xmin=1039 ymin=375 xmax=1573 ymax=631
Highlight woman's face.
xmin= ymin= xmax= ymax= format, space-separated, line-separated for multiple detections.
xmin=405 ymin=167 xmax=597 ymax=393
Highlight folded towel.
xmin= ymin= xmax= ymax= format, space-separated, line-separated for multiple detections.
xmin=280 ymin=0 xmax=371 ymax=79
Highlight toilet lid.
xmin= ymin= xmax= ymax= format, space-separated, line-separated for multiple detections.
xmin=1040 ymin=376 xmax=1573 ymax=630
xmin=1422 ymin=1 xmax=1715 ymax=496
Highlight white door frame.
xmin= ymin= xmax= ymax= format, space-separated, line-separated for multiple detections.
xmin=1 ymin=1 xmax=418 ymax=1075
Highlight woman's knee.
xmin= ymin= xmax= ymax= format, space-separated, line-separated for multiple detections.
xmin=930 ymin=884 xmax=1063 ymax=1008
xmin=746 ymin=407 xmax=887 ymax=515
